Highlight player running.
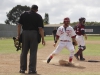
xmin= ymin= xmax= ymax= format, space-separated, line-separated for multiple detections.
xmin=74 ymin=17 xmax=87 ymax=61
xmin=47 ymin=17 xmax=77 ymax=63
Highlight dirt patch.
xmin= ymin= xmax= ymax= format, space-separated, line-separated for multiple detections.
xmin=0 ymin=41 xmax=100 ymax=75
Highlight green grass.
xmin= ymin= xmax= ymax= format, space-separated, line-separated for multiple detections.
xmin=87 ymin=35 xmax=100 ymax=41
xmin=0 ymin=35 xmax=100 ymax=55
xmin=61 ymin=43 xmax=100 ymax=56
xmin=0 ymin=38 xmax=43 ymax=54
xmin=55 ymin=35 xmax=100 ymax=56
xmin=44 ymin=36 xmax=54 ymax=41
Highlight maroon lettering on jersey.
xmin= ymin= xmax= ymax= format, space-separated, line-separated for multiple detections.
xmin=74 ymin=23 xmax=85 ymax=35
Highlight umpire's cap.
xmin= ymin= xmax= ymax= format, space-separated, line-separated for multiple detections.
xmin=31 ymin=5 xmax=38 ymax=10
xmin=79 ymin=17 xmax=85 ymax=22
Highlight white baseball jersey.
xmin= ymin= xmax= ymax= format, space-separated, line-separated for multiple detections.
xmin=56 ymin=25 xmax=76 ymax=41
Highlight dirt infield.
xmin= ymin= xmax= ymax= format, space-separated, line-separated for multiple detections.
xmin=0 ymin=41 xmax=100 ymax=75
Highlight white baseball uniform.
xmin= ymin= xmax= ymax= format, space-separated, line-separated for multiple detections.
xmin=52 ymin=25 xmax=76 ymax=57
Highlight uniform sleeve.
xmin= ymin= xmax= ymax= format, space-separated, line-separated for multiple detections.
xmin=71 ymin=27 xmax=76 ymax=38
xmin=81 ymin=25 xmax=85 ymax=35
xmin=38 ymin=15 xmax=44 ymax=28
xmin=81 ymin=25 xmax=85 ymax=31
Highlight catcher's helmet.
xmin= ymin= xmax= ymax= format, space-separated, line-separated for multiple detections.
xmin=79 ymin=17 xmax=85 ymax=22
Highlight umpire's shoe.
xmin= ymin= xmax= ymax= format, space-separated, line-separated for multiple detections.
xmin=28 ymin=71 xmax=37 ymax=74
xmin=74 ymin=54 xmax=79 ymax=60
xmin=19 ymin=70 xmax=25 ymax=73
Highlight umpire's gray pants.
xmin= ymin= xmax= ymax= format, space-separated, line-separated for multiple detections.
xmin=20 ymin=30 xmax=38 ymax=71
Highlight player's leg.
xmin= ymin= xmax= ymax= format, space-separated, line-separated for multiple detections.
xmin=47 ymin=42 xmax=65 ymax=63
xmin=80 ymin=46 xmax=86 ymax=61
xmin=66 ymin=42 xmax=75 ymax=63
xmin=79 ymin=36 xmax=86 ymax=60
xmin=74 ymin=35 xmax=81 ymax=60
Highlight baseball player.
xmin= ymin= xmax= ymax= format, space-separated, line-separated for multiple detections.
xmin=74 ymin=17 xmax=87 ymax=61
xmin=47 ymin=17 xmax=77 ymax=63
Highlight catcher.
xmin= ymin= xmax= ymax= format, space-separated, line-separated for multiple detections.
xmin=74 ymin=17 xmax=87 ymax=61
xmin=47 ymin=17 xmax=77 ymax=63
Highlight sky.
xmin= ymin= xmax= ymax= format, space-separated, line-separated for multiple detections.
xmin=0 ymin=0 xmax=100 ymax=24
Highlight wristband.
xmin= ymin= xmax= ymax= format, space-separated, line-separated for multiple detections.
xmin=72 ymin=42 xmax=75 ymax=45
xmin=55 ymin=41 xmax=57 ymax=43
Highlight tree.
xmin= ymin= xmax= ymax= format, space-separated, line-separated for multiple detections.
xmin=5 ymin=5 xmax=30 ymax=25
xmin=44 ymin=13 xmax=49 ymax=25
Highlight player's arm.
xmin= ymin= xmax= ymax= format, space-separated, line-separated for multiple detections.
xmin=81 ymin=25 xmax=87 ymax=40
xmin=72 ymin=35 xmax=77 ymax=46
xmin=71 ymin=27 xmax=77 ymax=46
xmin=54 ymin=35 xmax=59 ymax=43
xmin=53 ymin=27 xmax=60 ymax=47
xmin=83 ymin=34 xmax=87 ymax=40
xmin=53 ymin=35 xmax=59 ymax=47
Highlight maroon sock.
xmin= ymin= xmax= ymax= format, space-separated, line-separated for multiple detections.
xmin=50 ymin=56 xmax=53 ymax=59
xmin=76 ymin=49 xmax=82 ymax=55
xmin=80 ymin=52 xmax=83 ymax=59
xmin=69 ymin=57 xmax=72 ymax=62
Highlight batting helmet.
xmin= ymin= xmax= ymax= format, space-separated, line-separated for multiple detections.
xmin=63 ymin=17 xmax=70 ymax=23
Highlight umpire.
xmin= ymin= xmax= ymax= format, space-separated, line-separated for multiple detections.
xmin=17 ymin=4 xmax=45 ymax=74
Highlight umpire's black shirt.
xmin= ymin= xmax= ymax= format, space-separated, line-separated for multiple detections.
xmin=18 ymin=11 xmax=44 ymax=30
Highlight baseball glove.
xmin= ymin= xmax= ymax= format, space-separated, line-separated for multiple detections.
xmin=13 ymin=37 xmax=22 ymax=51
xmin=72 ymin=41 xmax=77 ymax=46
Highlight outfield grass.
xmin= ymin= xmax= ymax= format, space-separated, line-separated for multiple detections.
xmin=61 ymin=35 xmax=100 ymax=56
xmin=0 ymin=35 xmax=100 ymax=54
xmin=0 ymin=38 xmax=43 ymax=54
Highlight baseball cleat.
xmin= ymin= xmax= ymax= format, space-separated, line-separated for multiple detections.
xmin=74 ymin=54 xmax=79 ymax=60
xmin=47 ymin=58 xmax=52 ymax=63
xmin=80 ymin=58 xmax=85 ymax=61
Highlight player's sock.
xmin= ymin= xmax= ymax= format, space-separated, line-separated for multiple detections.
xmin=80 ymin=52 xmax=85 ymax=61
xmin=76 ymin=49 xmax=82 ymax=55
xmin=69 ymin=57 xmax=72 ymax=63
xmin=80 ymin=52 xmax=83 ymax=58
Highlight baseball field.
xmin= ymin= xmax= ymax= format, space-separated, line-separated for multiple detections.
xmin=0 ymin=35 xmax=100 ymax=75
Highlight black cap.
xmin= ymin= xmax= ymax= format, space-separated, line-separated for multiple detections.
xmin=31 ymin=5 xmax=38 ymax=10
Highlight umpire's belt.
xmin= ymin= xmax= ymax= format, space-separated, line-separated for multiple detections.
xmin=60 ymin=40 xmax=70 ymax=42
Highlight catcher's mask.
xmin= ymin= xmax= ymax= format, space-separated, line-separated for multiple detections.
xmin=79 ymin=17 xmax=86 ymax=23
xmin=13 ymin=37 xmax=22 ymax=51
